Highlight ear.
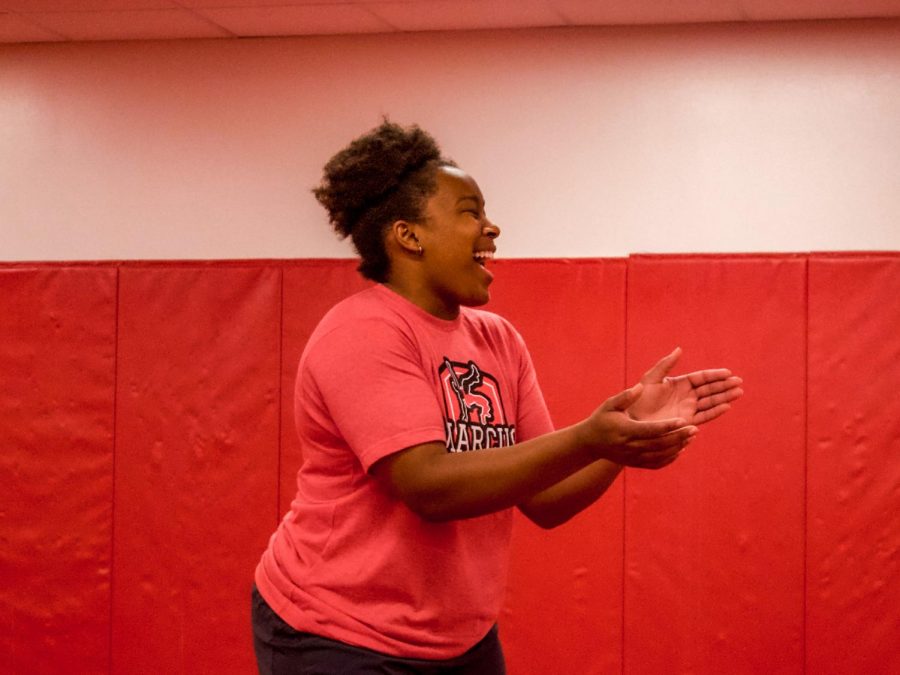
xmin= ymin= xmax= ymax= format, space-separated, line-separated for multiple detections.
xmin=388 ymin=220 xmax=421 ymax=256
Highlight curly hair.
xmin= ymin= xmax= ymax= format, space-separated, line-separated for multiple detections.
xmin=313 ymin=120 xmax=454 ymax=282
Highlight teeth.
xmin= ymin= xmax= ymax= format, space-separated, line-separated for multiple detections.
xmin=473 ymin=251 xmax=494 ymax=261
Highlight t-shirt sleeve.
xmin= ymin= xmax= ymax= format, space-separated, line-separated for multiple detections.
xmin=302 ymin=318 xmax=446 ymax=471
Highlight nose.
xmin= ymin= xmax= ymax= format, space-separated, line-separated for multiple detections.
xmin=483 ymin=220 xmax=500 ymax=239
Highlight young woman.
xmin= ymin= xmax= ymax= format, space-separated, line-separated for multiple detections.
xmin=252 ymin=121 xmax=743 ymax=674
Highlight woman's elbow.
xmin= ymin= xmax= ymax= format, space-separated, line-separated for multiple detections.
xmin=518 ymin=504 xmax=571 ymax=530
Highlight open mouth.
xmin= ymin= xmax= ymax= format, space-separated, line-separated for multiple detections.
xmin=473 ymin=250 xmax=494 ymax=266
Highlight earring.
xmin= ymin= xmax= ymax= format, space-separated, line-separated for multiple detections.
xmin=417 ymin=244 xmax=423 ymax=256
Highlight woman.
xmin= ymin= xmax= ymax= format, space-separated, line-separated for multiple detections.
xmin=252 ymin=121 xmax=743 ymax=674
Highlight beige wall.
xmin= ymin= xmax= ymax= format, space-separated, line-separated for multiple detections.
xmin=1 ymin=19 xmax=898 ymax=261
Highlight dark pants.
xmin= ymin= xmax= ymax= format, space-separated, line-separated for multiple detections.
xmin=251 ymin=586 xmax=506 ymax=675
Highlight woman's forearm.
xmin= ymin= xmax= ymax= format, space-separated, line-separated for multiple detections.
xmin=372 ymin=393 xmax=692 ymax=522
xmin=371 ymin=423 xmax=599 ymax=522
xmin=517 ymin=460 xmax=624 ymax=529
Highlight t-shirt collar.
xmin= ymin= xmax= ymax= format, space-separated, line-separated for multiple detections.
xmin=375 ymin=284 xmax=464 ymax=331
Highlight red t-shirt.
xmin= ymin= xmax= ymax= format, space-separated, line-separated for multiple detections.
xmin=255 ymin=284 xmax=553 ymax=659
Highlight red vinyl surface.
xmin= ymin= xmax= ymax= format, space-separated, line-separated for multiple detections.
xmin=112 ymin=265 xmax=280 ymax=674
xmin=624 ymin=255 xmax=807 ymax=674
xmin=2 ymin=255 xmax=898 ymax=674
xmin=0 ymin=267 xmax=117 ymax=675
xmin=807 ymin=254 xmax=900 ymax=675
xmin=488 ymin=259 xmax=627 ymax=675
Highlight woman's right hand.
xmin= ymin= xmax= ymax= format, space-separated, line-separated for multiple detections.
xmin=579 ymin=383 xmax=697 ymax=469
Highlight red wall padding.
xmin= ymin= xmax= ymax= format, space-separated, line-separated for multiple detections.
xmin=806 ymin=254 xmax=900 ymax=675
xmin=1 ymin=267 xmax=117 ymax=675
xmin=489 ymin=260 xmax=626 ymax=675
xmin=113 ymin=265 xmax=280 ymax=674
xmin=624 ymin=255 xmax=807 ymax=674
xmin=2 ymin=254 xmax=897 ymax=674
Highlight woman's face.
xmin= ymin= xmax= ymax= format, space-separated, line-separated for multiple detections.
xmin=415 ymin=165 xmax=500 ymax=318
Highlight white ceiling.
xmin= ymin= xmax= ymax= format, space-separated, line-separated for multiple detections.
xmin=1 ymin=0 xmax=899 ymax=44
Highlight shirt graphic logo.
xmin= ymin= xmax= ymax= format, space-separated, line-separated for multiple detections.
xmin=439 ymin=357 xmax=516 ymax=452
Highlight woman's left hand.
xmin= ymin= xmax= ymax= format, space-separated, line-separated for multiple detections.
xmin=627 ymin=347 xmax=744 ymax=426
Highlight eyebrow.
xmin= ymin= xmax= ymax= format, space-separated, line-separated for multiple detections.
xmin=456 ymin=195 xmax=483 ymax=206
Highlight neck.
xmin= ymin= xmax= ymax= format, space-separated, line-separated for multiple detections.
xmin=383 ymin=280 xmax=460 ymax=321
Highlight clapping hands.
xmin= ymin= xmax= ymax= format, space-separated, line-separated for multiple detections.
xmin=627 ymin=347 xmax=743 ymax=426
xmin=581 ymin=348 xmax=743 ymax=470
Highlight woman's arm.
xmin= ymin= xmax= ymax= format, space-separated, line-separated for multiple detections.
xmin=516 ymin=460 xmax=624 ymax=529
xmin=370 ymin=383 xmax=696 ymax=522
xmin=515 ymin=349 xmax=744 ymax=529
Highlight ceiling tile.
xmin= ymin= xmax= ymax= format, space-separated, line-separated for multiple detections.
xmin=24 ymin=9 xmax=232 ymax=41
xmin=3 ymin=0 xmax=900 ymax=44
xmin=0 ymin=11 xmax=65 ymax=42
xmin=198 ymin=4 xmax=393 ymax=36
xmin=368 ymin=0 xmax=566 ymax=32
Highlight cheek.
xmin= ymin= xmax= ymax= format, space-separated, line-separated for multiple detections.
xmin=429 ymin=238 xmax=471 ymax=269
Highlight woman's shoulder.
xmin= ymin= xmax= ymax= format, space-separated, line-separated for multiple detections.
xmin=461 ymin=306 xmax=525 ymax=345
xmin=304 ymin=286 xmax=416 ymax=357
xmin=317 ymin=285 xmax=389 ymax=326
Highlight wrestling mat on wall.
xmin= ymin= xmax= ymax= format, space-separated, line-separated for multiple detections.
xmin=1 ymin=253 xmax=897 ymax=675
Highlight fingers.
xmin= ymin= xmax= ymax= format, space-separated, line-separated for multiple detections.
xmin=640 ymin=347 xmax=682 ymax=384
xmin=624 ymin=429 xmax=696 ymax=468
xmin=604 ymin=382 xmax=644 ymax=411
xmin=627 ymin=416 xmax=692 ymax=439
xmin=598 ymin=416 xmax=696 ymax=469
xmin=693 ymin=403 xmax=732 ymax=426
xmin=686 ymin=368 xmax=734 ymax=386
xmin=693 ymin=375 xmax=743 ymax=399
xmin=695 ymin=386 xmax=744 ymax=413
xmin=627 ymin=446 xmax=685 ymax=469
xmin=631 ymin=423 xmax=697 ymax=449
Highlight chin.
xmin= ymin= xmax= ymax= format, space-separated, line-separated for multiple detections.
xmin=461 ymin=291 xmax=491 ymax=307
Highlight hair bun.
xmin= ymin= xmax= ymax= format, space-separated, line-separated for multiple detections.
xmin=313 ymin=120 xmax=444 ymax=238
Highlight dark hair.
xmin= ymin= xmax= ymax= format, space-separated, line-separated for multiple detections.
xmin=313 ymin=120 xmax=453 ymax=282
